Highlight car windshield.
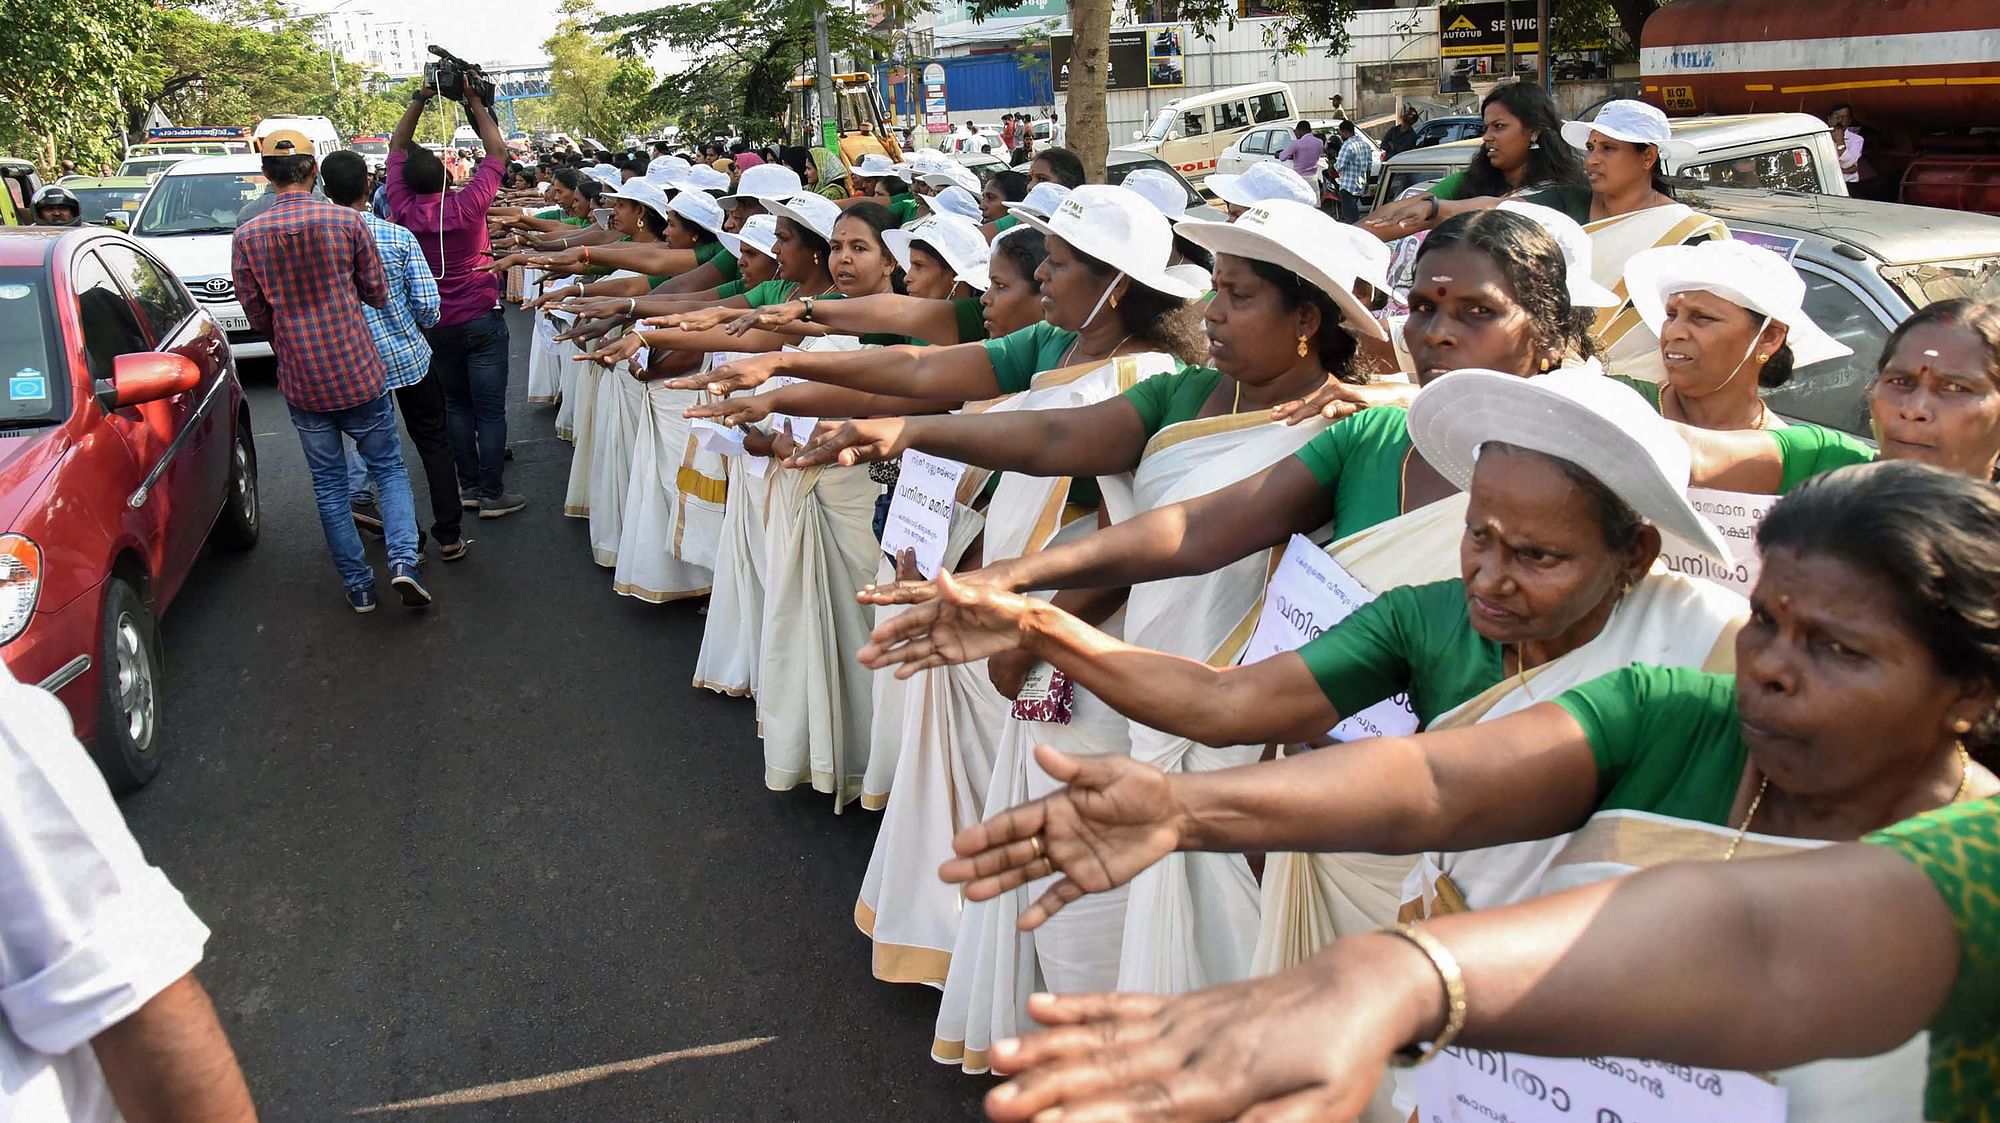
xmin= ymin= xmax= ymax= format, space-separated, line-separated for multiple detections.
xmin=133 ymin=172 xmax=270 ymax=236
xmin=0 ymin=268 xmax=64 ymax=427
xmin=1143 ymin=110 xmax=1176 ymax=143
xmin=71 ymin=185 xmax=149 ymax=225
xmin=117 ymin=157 xmax=186 ymax=177
xmin=352 ymin=140 xmax=389 ymax=155
xmin=1882 ymin=256 xmax=2000 ymax=308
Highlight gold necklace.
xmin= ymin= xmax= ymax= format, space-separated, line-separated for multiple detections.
xmin=1723 ymin=744 xmax=1972 ymax=861
xmin=1059 ymin=331 xmax=1133 ymax=369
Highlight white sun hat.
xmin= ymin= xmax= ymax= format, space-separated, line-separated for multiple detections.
xmin=668 ymin=187 xmax=727 ymax=238
xmin=603 ymin=178 xmax=673 ymax=224
xmin=585 ymin=163 xmax=623 ymax=187
xmin=719 ymin=163 xmax=803 ymax=209
xmin=920 ymin=184 xmax=984 ymax=223
xmin=720 ymin=213 xmax=778 ymax=262
xmin=920 ymin=163 xmax=982 ymax=195
xmin=1624 ymin=240 xmax=1853 ymax=368
xmin=1319 ymin=220 xmax=1393 ymax=295
xmin=644 ymin=156 xmax=691 ymax=187
xmin=765 ymin=191 xmax=843 ymax=242
xmin=676 ymin=164 xmax=732 ymax=193
xmin=1409 ymin=367 xmax=1733 ymax=562
xmin=1006 ymin=184 xmax=1201 ymax=299
xmin=1120 ymin=167 xmax=1196 ymax=222
xmin=1493 ymin=200 xmax=1624 ymax=308
xmin=854 ymin=153 xmax=909 ymax=181
xmin=1178 ymin=199 xmax=1388 ymax=342
xmin=1206 ymin=160 xmax=1317 ymax=210
xmin=1560 ymin=99 xmax=1694 ymax=165
xmin=1013 ymin=181 xmax=1072 ymax=218
xmin=885 ymin=214 xmax=993 ymax=291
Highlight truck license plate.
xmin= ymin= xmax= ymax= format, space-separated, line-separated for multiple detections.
xmin=217 ymin=315 xmax=250 ymax=333
xmin=1662 ymin=85 xmax=1698 ymax=112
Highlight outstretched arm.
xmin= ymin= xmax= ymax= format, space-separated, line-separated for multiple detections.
xmin=790 ymin=396 xmax=1153 ymax=475
xmin=985 ymin=840 xmax=1957 ymax=1122
xmin=668 ymin=339 xmax=1005 ymax=402
xmin=747 ymin=293 xmax=974 ymax=346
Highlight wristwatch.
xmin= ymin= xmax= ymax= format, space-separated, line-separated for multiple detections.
xmin=801 ymin=296 xmax=815 ymax=322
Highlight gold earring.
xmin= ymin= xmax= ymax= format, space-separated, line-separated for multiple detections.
xmin=1756 ymin=352 xmax=1769 ymax=363
xmin=1297 ymin=333 xmax=1310 ymax=358
xmin=1538 ymin=357 xmax=1551 ymax=372
xmin=1954 ymin=718 xmax=1973 ymax=735
xmin=1109 ymin=292 xmax=1119 ymax=310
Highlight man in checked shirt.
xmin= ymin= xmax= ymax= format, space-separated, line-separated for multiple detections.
xmin=232 ymin=132 xmax=434 ymax=613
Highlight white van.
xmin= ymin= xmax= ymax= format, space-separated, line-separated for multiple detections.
xmin=1124 ymin=81 xmax=1296 ymax=186
xmin=128 ymin=156 xmax=281 ymax=358
xmin=252 ymin=115 xmax=344 ymax=161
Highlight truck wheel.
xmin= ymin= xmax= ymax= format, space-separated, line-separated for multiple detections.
xmin=90 ymin=578 xmax=163 ymax=793
xmin=210 ymin=424 xmax=259 ymax=551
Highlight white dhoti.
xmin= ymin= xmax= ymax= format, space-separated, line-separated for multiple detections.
xmin=586 ymin=360 xmax=648 ymax=568
xmin=614 ymin=380 xmax=725 ymax=602
xmin=693 ymin=453 xmax=773 ymax=697
xmin=526 ymin=302 xmax=560 ymax=404
xmin=562 ymin=361 xmax=603 ymax=517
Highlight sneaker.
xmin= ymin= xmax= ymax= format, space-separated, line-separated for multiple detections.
xmin=352 ymin=496 xmax=384 ymax=533
xmin=347 ymin=586 xmax=378 ymax=614
xmin=460 ymin=487 xmax=479 ymax=511
xmin=478 ymin=492 xmax=528 ymax=519
xmin=389 ymin=563 xmax=433 ymax=608
xmin=437 ymin=536 xmax=470 ymax=562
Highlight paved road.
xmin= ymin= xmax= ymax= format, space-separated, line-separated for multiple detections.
xmin=121 ymin=311 xmax=989 ymax=1122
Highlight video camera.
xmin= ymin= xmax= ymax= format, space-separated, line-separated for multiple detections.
xmin=424 ymin=45 xmax=496 ymax=105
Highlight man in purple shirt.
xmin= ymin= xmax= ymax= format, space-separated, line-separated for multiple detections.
xmin=1277 ymin=120 xmax=1325 ymax=181
xmin=386 ymin=82 xmax=525 ymax=519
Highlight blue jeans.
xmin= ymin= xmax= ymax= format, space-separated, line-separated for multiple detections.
xmin=427 ymin=308 xmax=511 ymax=499
xmin=289 ymin=394 xmax=420 ymax=591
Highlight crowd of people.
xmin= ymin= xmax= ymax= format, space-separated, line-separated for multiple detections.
xmin=478 ymin=79 xmax=1999 ymax=1122
xmin=6 ymin=73 xmax=1997 ymax=1122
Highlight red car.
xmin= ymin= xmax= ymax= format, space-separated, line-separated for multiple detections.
xmin=0 ymin=226 xmax=259 ymax=791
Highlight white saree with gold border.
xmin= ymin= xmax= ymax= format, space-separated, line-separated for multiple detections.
xmin=1586 ymin=204 xmax=1731 ymax=384
xmin=858 ymin=354 xmax=1174 ymax=995
xmin=613 ymin=361 xmax=726 ymax=603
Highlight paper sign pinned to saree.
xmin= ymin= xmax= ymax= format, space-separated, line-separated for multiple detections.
xmin=1412 ymin=1045 xmax=1786 ymax=1123
xmin=1243 ymin=535 xmax=1419 ymax=742
xmin=1659 ymin=486 xmax=1777 ymax=597
xmin=880 ymin=450 xmax=967 ymax=578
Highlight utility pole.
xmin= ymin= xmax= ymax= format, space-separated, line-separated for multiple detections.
xmin=1502 ymin=0 xmax=1515 ymax=81
xmin=813 ymin=3 xmax=838 ymax=151
xmin=1538 ymin=0 xmax=1553 ymax=92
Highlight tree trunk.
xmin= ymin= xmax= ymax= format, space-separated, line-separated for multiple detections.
xmin=1069 ymin=0 xmax=1112 ymax=181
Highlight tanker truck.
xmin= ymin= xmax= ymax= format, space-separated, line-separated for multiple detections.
xmin=1639 ymin=0 xmax=2000 ymax=215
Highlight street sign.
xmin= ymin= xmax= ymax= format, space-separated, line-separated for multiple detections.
xmin=1052 ymin=25 xmax=1185 ymax=92
xmin=923 ymin=64 xmax=950 ymax=134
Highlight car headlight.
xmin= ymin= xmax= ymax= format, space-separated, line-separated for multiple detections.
xmin=0 ymin=534 xmax=42 ymax=646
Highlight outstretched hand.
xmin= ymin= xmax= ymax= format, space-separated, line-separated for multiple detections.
xmin=663 ymin=352 xmax=785 ymax=395
xmin=1269 ymin=378 xmax=1418 ymax=425
xmin=574 ymin=332 xmax=645 ymax=367
xmin=784 ymin=417 xmax=907 ymax=469
xmin=856 ymin=568 xmax=1037 ymax=678
xmin=939 ymin=743 xmax=1185 ymax=930
xmin=646 ymin=305 xmax=739 ymax=334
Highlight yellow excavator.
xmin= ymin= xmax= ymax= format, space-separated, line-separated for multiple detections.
xmin=783 ymin=72 xmax=904 ymax=179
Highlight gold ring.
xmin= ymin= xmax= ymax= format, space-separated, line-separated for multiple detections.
xmin=1028 ymin=834 xmax=1045 ymax=861
xmin=1038 ymin=856 xmax=1058 ymax=879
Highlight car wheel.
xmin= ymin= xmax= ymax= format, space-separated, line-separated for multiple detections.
xmin=91 ymin=577 xmax=163 ymax=793
xmin=210 ymin=423 xmax=259 ymax=551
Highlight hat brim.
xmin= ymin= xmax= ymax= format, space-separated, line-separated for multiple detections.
xmin=1560 ymin=120 xmax=1696 ymax=164
xmin=1408 ymin=368 xmax=1734 ymax=562
xmin=765 ymin=197 xmax=837 ymax=242
xmin=1624 ymin=249 xmax=1855 ymax=368
xmin=720 ymin=230 xmax=777 ymax=261
xmin=1004 ymin=203 xmax=1201 ymax=300
xmin=1176 ymin=221 xmax=1388 ymax=341
xmin=883 ymin=227 xmax=991 ymax=291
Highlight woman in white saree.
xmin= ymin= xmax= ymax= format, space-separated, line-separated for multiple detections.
xmin=939 ymin=460 xmax=1998 ymax=1123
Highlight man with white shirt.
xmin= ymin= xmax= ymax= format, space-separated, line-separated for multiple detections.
xmin=1 ymin=664 xmax=257 ymax=1122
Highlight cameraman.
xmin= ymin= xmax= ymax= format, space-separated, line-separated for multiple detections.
xmin=386 ymin=75 xmax=525 ymax=520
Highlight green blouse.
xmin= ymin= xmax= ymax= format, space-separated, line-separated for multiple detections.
xmin=907 ymin=297 xmax=988 ymax=347
xmin=1612 ymin=375 xmax=1877 ymax=493
xmin=890 ymin=193 xmax=922 ymax=226
xmin=1553 ymin=665 xmax=1747 ymax=824
xmin=981 ymin=320 xmax=1077 ymax=395
xmin=715 ymin=278 xmax=748 ymax=299
xmin=1121 ymin=366 xmax=1223 ymax=434
xmin=1297 ymin=578 xmax=1503 ymax=726
xmin=1291 ymin=407 xmax=1419 ymax=540
xmin=1864 ymin=797 xmax=2000 ymax=1121
xmin=993 ymin=214 xmax=1021 ymax=232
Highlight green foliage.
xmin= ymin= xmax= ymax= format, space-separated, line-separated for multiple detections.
xmin=130 ymin=3 xmax=339 ymax=139
xmin=597 ymin=0 xmax=888 ymax=142
xmin=545 ymin=0 xmax=662 ymax=143
xmin=0 ymin=0 xmax=151 ymax=168
xmin=1158 ymin=0 xmax=1360 ymax=57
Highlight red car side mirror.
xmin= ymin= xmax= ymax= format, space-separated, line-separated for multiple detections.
xmin=100 ymin=352 xmax=201 ymax=411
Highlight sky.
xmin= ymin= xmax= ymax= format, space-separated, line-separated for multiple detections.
xmin=304 ymin=0 xmax=695 ymax=71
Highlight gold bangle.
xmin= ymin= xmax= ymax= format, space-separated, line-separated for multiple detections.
xmin=1385 ymin=922 xmax=1467 ymax=1067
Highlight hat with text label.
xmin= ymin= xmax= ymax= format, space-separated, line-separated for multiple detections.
xmin=885 ymin=214 xmax=992 ymax=291
xmin=1006 ymin=184 xmax=1201 ymax=299
xmin=720 ymin=213 xmax=779 ymax=262
xmin=1206 ymin=160 xmax=1317 ymax=210
xmin=1177 ymin=199 xmax=1387 ymax=341
xmin=1410 ymin=367 xmax=1733 ymax=561
xmin=1012 ymin=181 xmax=1072 ymax=219
xmin=1624 ymin=240 xmax=1853 ymax=368
xmin=765 ymin=191 xmax=844 ymax=242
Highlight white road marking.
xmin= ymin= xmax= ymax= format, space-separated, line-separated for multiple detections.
xmin=349 ymin=1034 xmax=778 ymax=1114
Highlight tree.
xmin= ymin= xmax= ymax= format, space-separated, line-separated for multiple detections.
xmin=0 ymin=0 xmax=150 ymax=169
xmin=125 ymin=2 xmax=343 ymax=141
xmin=598 ymin=0 xmax=892 ymax=143
xmin=545 ymin=0 xmax=660 ymax=143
